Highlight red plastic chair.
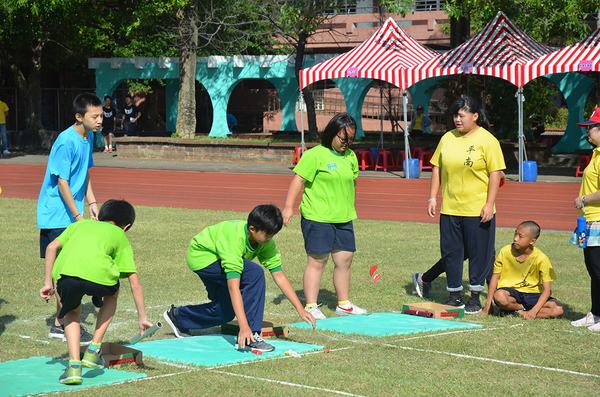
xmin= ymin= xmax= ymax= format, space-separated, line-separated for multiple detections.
xmin=576 ymin=155 xmax=592 ymax=177
xmin=353 ymin=149 xmax=374 ymax=171
xmin=418 ymin=150 xmax=433 ymax=171
xmin=374 ymin=149 xmax=396 ymax=172
xmin=292 ymin=147 xmax=303 ymax=165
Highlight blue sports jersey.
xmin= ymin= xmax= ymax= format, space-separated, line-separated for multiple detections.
xmin=37 ymin=126 xmax=94 ymax=229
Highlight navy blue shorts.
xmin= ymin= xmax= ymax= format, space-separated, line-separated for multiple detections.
xmin=56 ymin=276 xmax=119 ymax=319
xmin=301 ymin=216 xmax=356 ymax=254
xmin=40 ymin=228 xmax=66 ymax=258
xmin=497 ymin=287 xmax=553 ymax=311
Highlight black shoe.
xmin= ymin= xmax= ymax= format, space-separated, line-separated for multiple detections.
xmin=60 ymin=325 xmax=94 ymax=344
xmin=163 ymin=305 xmax=191 ymax=338
xmin=412 ymin=273 xmax=432 ymax=299
xmin=499 ymin=309 xmax=520 ymax=317
xmin=92 ymin=295 xmax=103 ymax=308
xmin=464 ymin=295 xmax=482 ymax=314
xmin=49 ymin=324 xmax=65 ymax=339
xmin=443 ymin=295 xmax=465 ymax=308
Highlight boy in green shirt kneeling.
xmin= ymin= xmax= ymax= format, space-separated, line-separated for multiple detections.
xmin=163 ymin=204 xmax=315 ymax=352
xmin=40 ymin=199 xmax=153 ymax=385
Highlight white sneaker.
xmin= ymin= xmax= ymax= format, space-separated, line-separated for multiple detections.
xmin=335 ymin=302 xmax=367 ymax=316
xmin=571 ymin=312 xmax=600 ymax=327
xmin=3 ymin=150 xmax=10 ymax=154
xmin=306 ymin=304 xmax=326 ymax=320
xmin=588 ymin=322 xmax=600 ymax=331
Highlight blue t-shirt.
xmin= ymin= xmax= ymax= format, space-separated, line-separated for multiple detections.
xmin=37 ymin=126 xmax=94 ymax=229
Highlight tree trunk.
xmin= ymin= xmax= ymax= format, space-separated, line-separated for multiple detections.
xmin=176 ymin=0 xmax=198 ymax=139
xmin=295 ymin=31 xmax=319 ymax=141
xmin=10 ymin=40 xmax=45 ymax=131
xmin=138 ymin=81 xmax=166 ymax=132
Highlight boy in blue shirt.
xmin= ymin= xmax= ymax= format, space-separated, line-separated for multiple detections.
xmin=163 ymin=204 xmax=315 ymax=352
xmin=37 ymin=93 xmax=103 ymax=342
xmin=40 ymin=199 xmax=153 ymax=385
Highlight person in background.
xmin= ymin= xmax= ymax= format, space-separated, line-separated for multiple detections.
xmin=408 ymin=105 xmax=432 ymax=137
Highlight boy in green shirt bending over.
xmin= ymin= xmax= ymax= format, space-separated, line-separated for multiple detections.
xmin=40 ymin=199 xmax=152 ymax=385
xmin=163 ymin=204 xmax=315 ymax=352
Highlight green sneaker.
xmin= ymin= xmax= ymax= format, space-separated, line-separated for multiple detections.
xmin=82 ymin=347 xmax=105 ymax=369
xmin=59 ymin=364 xmax=82 ymax=385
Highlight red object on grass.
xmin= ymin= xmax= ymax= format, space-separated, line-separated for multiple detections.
xmin=370 ymin=265 xmax=378 ymax=276
xmin=403 ymin=309 xmax=434 ymax=318
xmin=372 ymin=273 xmax=381 ymax=284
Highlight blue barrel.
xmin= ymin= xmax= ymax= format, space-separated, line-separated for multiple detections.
xmin=523 ymin=161 xmax=537 ymax=182
xmin=369 ymin=148 xmax=379 ymax=165
xmin=403 ymin=158 xmax=421 ymax=179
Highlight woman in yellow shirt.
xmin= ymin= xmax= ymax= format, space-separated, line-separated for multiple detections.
xmin=414 ymin=97 xmax=505 ymax=314
xmin=572 ymin=108 xmax=600 ymax=331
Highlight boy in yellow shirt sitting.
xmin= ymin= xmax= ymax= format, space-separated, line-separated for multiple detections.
xmin=480 ymin=221 xmax=564 ymax=319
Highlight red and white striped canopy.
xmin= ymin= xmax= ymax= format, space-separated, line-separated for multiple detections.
xmin=410 ymin=11 xmax=554 ymax=87
xmin=299 ymin=17 xmax=438 ymax=90
xmin=525 ymin=28 xmax=600 ymax=80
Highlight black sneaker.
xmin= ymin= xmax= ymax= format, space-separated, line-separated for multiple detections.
xmin=443 ymin=295 xmax=465 ymax=308
xmin=464 ymin=295 xmax=482 ymax=314
xmin=163 ymin=305 xmax=192 ymax=338
xmin=49 ymin=324 xmax=65 ymax=339
xmin=412 ymin=272 xmax=432 ymax=299
xmin=236 ymin=332 xmax=275 ymax=352
xmin=92 ymin=295 xmax=103 ymax=308
xmin=61 ymin=325 xmax=94 ymax=344
xmin=499 ymin=309 xmax=520 ymax=317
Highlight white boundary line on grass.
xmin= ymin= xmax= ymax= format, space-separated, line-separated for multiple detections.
xmin=393 ymin=324 xmax=523 ymax=342
xmin=384 ymin=344 xmax=600 ymax=379
xmin=210 ymin=369 xmax=367 ymax=397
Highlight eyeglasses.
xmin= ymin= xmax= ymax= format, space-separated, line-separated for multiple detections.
xmin=336 ymin=128 xmax=355 ymax=145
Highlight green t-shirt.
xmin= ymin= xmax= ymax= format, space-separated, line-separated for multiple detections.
xmin=430 ymin=128 xmax=506 ymax=217
xmin=53 ymin=220 xmax=136 ymax=286
xmin=186 ymin=220 xmax=282 ymax=279
xmin=293 ymin=145 xmax=359 ymax=223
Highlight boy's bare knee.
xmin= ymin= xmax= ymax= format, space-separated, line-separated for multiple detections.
xmin=493 ymin=290 xmax=511 ymax=306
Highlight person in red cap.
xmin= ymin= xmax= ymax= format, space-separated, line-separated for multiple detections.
xmin=408 ymin=104 xmax=432 ymax=137
xmin=572 ymin=107 xmax=600 ymax=331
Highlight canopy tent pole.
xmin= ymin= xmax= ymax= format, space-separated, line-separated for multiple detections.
xmin=517 ymin=87 xmax=524 ymax=182
xmin=300 ymin=90 xmax=305 ymax=153
xmin=403 ymin=90 xmax=412 ymax=179
xmin=380 ymin=85 xmax=384 ymax=149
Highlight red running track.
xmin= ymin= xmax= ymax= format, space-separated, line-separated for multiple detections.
xmin=0 ymin=164 xmax=580 ymax=231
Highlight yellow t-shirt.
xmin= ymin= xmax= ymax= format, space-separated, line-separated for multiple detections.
xmin=414 ymin=115 xmax=423 ymax=131
xmin=0 ymin=101 xmax=8 ymax=124
xmin=579 ymin=147 xmax=600 ymax=221
xmin=430 ymin=128 xmax=506 ymax=217
xmin=494 ymin=245 xmax=556 ymax=293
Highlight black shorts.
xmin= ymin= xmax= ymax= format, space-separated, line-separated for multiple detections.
xmin=101 ymin=127 xmax=114 ymax=137
xmin=497 ymin=287 xmax=554 ymax=311
xmin=123 ymin=123 xmax=136 ymax=136
xmin=56 ymin=276 xmax=119 ymax=319
xmin=40 ymin=228 xmax=66 ymax=258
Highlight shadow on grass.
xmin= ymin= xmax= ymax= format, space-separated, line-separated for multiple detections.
xmin=0 ymin=298 xmax=16 ymax=336
xmin=272 ymin=289 xmax=339 ymax=310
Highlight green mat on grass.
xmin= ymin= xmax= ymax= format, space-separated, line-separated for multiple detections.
xmin=0 ymin=356 xmax=146 ymax=397
xmin=290 ymin=312 xmax=482 ymax=336
xmin=131 ymin=334 xmax=323 ymax=366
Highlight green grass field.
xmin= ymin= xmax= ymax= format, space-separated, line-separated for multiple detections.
xmin=1 ymin=197 xmax=598 ymax=396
